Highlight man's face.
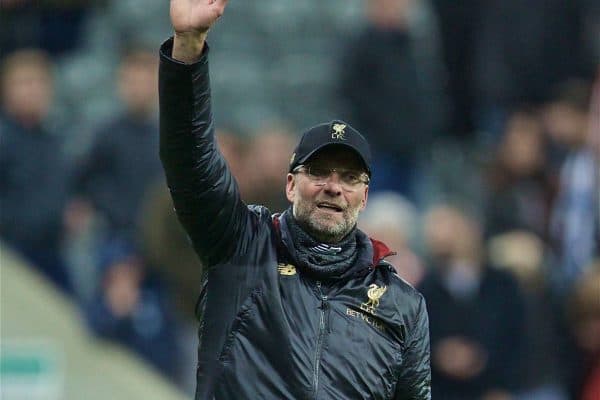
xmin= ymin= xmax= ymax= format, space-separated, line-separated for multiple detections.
xmin=118 ymin=52 xmax=159 ymax=117
xmin=1 ymin=63 xmax=53 ymax=125
xmin=286 ymin=146 xmax=369 ymax=243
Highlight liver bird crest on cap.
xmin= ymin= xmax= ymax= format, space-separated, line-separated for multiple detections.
xmin=331 ymin=123 xmax=347 ymax=140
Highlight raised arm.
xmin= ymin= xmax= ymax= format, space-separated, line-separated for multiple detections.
xmin=159 ymin=0 xmax=247 ymax=267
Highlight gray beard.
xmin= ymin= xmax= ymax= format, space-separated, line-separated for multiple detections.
xmin=292 ymin=202 xmax=360 ymax=243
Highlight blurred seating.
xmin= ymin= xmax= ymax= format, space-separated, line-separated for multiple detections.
xmin=0 ymin=243 xmax=188 ymax=400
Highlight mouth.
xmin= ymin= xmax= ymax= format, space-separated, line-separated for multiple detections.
xmin=317 ymin=202 xmax=344 ymax=213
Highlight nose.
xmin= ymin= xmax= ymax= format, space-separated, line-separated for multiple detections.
xmin=322 ymin=172 xmax=343 ymax=196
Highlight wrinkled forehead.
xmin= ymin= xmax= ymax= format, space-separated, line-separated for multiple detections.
xmin=305 ymin=144 xmax=367 ymax=170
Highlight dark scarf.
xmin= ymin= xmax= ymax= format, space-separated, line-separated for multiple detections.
xmin=282 ymin=210 xmax=360 ymax=280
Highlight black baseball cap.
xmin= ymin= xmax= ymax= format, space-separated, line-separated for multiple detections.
xmin=289 ymin=120 xmax=372 ymax=176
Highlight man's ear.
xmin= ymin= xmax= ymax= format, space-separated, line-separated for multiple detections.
xmin=285 ymin=173 xmax=296 ymax=203
xmin=360 ymin=185 xmax=369 ymax=211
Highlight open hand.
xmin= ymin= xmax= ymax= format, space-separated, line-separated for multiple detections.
xmin=170 ymin=0 xmax=228 ymax=34
xmin=170 ymin=0 xmax=228 ymax=62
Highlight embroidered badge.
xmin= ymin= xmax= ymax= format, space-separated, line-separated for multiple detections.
xmin=331 ymin=123 xmax=347 ymax=140
xmin=360 ymin=284 xmax=387 ymax=314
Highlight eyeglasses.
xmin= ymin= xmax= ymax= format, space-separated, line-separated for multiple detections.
xmin=293 ymin=164 xmax=370 ymax=190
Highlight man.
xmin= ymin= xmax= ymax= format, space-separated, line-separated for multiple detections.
xmin=338 ymin=0 xmax=447 ymax=197
xmin=545 ymin=80 xmax=599 ymax=295
xmin=63 ymin=47 xmax=163 ymax=304
xmin=71 ymin=47 xmax=162 ymax=239
xmin=159 ymin=1 xmax=430 ymax=398
xmin=419 ymin=205 xmax=525 ymax=400
xmin=0 ymin=48 xmax=71 ymax=291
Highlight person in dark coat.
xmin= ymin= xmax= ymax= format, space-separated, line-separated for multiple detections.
xmin=0 ymin=49 xmax=71 ymax=291
xmin=338 ymin=0 xmax=447 ymax=197
xmin=419 ymin=205 xmax=526 ymax=399
xmin=63 ymin=47 xmax=164 ymax=303
xmin=157 ymin=1 xmax=432 ymax=398
xmin=483 ymin=108 xmax=553 ymax=240
xmin=70 ymin=48 xmax=163 ymax=239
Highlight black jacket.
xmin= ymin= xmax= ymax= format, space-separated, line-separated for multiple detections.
xmin=159 ymin=38 xmax=431 ymax=400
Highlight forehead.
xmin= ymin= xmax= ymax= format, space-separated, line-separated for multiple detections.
xmin=306 ymin=145 xmax=365 ymax=169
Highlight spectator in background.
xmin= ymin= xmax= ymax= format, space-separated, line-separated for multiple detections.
xmin=84 ymin=238 xmax=183 ymax=382
xmin=488 ymin=231 xmax=568 ymax=400
xmin=338 ymin=0 xmax=447 ymax=198
xmin=544 ymin=79 xmax=598 ymax=295
xmin=241 ymin=124 xmax=296 ymax=211
xmin=359 ymin=191 xmax=425 ymax=287
xmin=216 ymin=129 xmax=248 ymax=185
xmin=483 ymin=107 xmax=554 ymax=240
xmin=70 ymin=47 xmax=162 ymax=238
xmin=419 ymin=205 xmax=526 ymax=400
xmin=0 ymin=49 xmax=71 ymax=291
xmin=64 ymin=47 xmax=163 ymax=302
xmin=429 ymin=0 xmax=480 ymax=139
xmin=566 ymin=261 xmax=600 ymax=400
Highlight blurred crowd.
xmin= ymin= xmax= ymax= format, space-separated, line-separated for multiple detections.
xmin=1 ymin=0 xmax=599 ymax=398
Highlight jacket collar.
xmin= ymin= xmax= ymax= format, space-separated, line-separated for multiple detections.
xmin=370 ymin=238 xmax=394 ymax=265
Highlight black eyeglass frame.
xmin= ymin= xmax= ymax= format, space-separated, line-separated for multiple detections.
xmin=292 ymin=164 xmax=370 ymax=188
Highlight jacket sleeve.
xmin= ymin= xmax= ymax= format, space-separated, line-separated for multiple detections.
xmin=158 ymin=38 xmax=248 ymax=267
xmin=394 ymin=295 xmax=431 ymax=400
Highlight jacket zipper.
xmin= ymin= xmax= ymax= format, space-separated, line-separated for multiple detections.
xmin=313 ymin=281 xmax=328 ymax=398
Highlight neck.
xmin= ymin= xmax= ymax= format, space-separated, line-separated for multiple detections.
xmin=283 ymin=210 xmax=360 ymax=280
xmin=297 ymin=220 xmax=344 ymax=244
